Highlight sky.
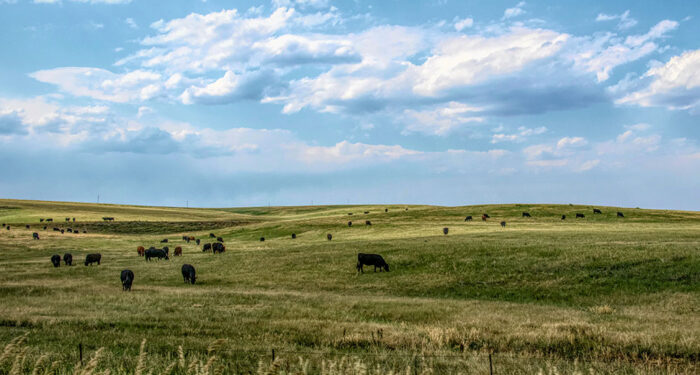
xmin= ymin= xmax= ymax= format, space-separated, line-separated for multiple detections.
xmin=0 ymin=0 xmax=699 ymax=209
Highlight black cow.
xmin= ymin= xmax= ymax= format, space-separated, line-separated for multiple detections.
xmin=43 ymin=226 xmax=47 ymax=230
xmin=593 ymin=208 xmax=602 ymax=214
xmin=32 ymin=232 xmax=40 ymax=240
xmin=443 ymin=227 xmax=449 ymax=235
xmin=67 ymin=228 xmax=72 ymax=233
xmin=84 ymin=253 xmax=101 ymax=266
xmin=120 ymin=269 xmax=134 ymax=291
xmin=348 ymin=221 xmax=352 ymax=227
xmin=291 ymin=233 xmax=296 ymax=239
xmin=212 ymin=242 xmax=225 ymax=254
xmin=25 ymin=225 xmax=30 ymax=229
xmin=483 ymin=214 xmax=490 ymax=218
xmin=260 ymin=237 xmax=265 ymax=242
xmin=202 ymin=243 xmax=212 ymax=252
xmin=40 ymin=218 xmax=44 ymax=222
xmin=617 ymin=212 xmax=625 ymax=218
xmin=63 ymin=253 xmax=72 ymax=266
xmin=364 ymin=211 xmax=369 ymax=214
xmin=522 ymin=212 xmax=531 ymax=217
xmin=216 ymin=237 xmax=224 ymax=243
xmin=182 ymin=235 xmax=188 ymax=241
xmin=365 ymin=220 xmax=372 ymax=226
xmin=72 ymin=218 xmax=75 ymax=222
xmin=209 ymin=233 xmax=216 ymax=238
xmin=182 ymin=264 xmax=196 ymax=285
xmin=576 ymin=213 xmax=585 ymax=218
xmin=385 ymin=208 xmax=388 ymax=213
xmin=500 ymin=221 xmax=506 ymax=228
xmin=561 ymin=215 xmax=566 ymax=220
xmin=65 ymin=218 xmax=70 ymax=222
xmin=348 ymin=213 xmax=353 ymax=215
xmin=162 ymin=247 xmax=169 ymax=256
xmin=46 ymin=218 xmax=53 ymax=222
xmin=160 ymin=238 xmax=168 ymax=243
xmin=195 ymin=239 xmax=200 ymax=245
xmin=50 ymin=254 xmax=61 ymax=267
xmin=6 ymin=226 xmax=9 ymax=231
xmin=464 ymin=216 xmax=472 ymax=221
xmin=60 ymin=229 xmax=64 ymax=234
xmin=327 ymin=233 xmax=333 ymax=241
xmin=357 ymin=253 xmax=389 ymax=273
xmin=145 ymin=248 xmax=168 ymax=261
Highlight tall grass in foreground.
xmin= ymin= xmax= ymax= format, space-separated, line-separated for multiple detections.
xmin=1 ymin=336 xmax=695 ymax=375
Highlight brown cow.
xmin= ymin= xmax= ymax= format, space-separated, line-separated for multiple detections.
xmin=137 ymin=246 xmax=145 ymax=256
xmin=174 ymin=247 xmax=182 ymax=256
xmin=481 ymin=214 xmax=488 ymax=221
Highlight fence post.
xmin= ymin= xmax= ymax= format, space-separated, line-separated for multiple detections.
xmin=271 ymin=348 xmax=275 ymax=361
xmin=488 ymin=352 xmax=493 ymax=375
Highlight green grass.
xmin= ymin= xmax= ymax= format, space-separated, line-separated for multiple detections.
xmin=0 ymin=199 xmax=698 ymax=374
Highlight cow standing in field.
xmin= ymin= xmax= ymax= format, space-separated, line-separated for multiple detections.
xmin=160 ymin=238 xmax=168 ymax=243
xmin=40 ymin=219 xmax=44 ymax=223
xmin=43 ymin=226 xmax=46 ymax=230
xmin=260 ymin=237 xmax=265 ymax=242
xmin=65 ymin=218 xmax=70 ymax=222
xmin=364 ymin=211 xmax=369 ymax=214
xmin=443 ymin=227 xmax=449 ymax=235
xmin=46 ymin=218 xmax=53 ymax=222
xmin=365 ymin=220 xmax=372 ymax=226
xmin=174 ymin=247 xmax=182 ymax=256
xmin=63 ymin=253 xmax=72 ymax=266
xmin=162 ymin=247 xmax=169 ymax=257
xmin=465 ymin=216 xmax=472 ymax=221
xmin=617 ymin=212 xmax=625 ymax=218
xmin=51 ymin=255 xmax=61 ymax=267
xmin=202 ymin=243 xmax=212 ymax=252
xmin=348 ymin=221 xmax=352 ymax=227
xmin=84 ymin=253 xmax=101 ymax=266
xmin=357 ymin=253 xmax=389 ymax=273
xmin=137 ymin=246 xmax=145 ymax=256
xmin=216 ymin=237 xmax=224 ymax=243
xmin=145 ymin=248 xmax=168 ymax=261
xmin=327 ymin=233 xmax=333 ymax=241
xmin=522 ymin=212 xmax=531 ymax=217
xmin=385 ymin=208 xmax=388 ymax=212
xmin=593 ymin=209 xmax=602 ymax=214
xmin=576 ymin=213 xmax=585 ymax=218
xmin=500 ymin=221 xmax=506 ymax=228
xmin=481 ymin=215 xmax=487 ymax=221
xmin=209 ymin=233 xmax=216 ymax=238
xmin=25 ymin=225 xmax=30 ymax=229
xmin=60 ymin=229 xmax=64 ymax=234
xmin=291 ymin=233 xmax=296 ymax=239
xmin=212 ymin=242 xmax=225 ymax=254
xmin=32 ymin=232 xmax=40 ymax=240
xmin=121 ymin=270 xmax=134 ymax=291
xmin=195 ymin=239 xmax=200 ymax=245
xmin=483 ymin=214 xmax=490 ymax=219
xmin=561 ymin=215 xmax=566 ymax=220
xmin=181 ymin=264 xmax=196 ymax=284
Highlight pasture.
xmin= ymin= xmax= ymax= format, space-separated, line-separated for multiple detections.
xmin=0 ymin=199 xmax=698 ymax=374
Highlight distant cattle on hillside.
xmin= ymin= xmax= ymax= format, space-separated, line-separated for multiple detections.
xmin=182 ymin=264 xmax=196 ymax=285
xmin=500 ymin=221 xmax=506 ymax=228
xmin=327 ymin=233 xmax=332 ymax=241
xmin=121 ymin=270 xmax=134 ymax=291
xmin=212 ymin=243 xmax=225 ymax=254
xmin=593 ymin=208 xmax=602 ymax=214
xmin=32 ymin=232 xmax=40 ymax=240
xmin=443 ymin=227 xmax=448 ymax=235
xmin=84 ymin=253 xmax=101 ymax=266
xmin=561 ymin=215 xmax=566 ymax=220
xmin=464 ymin=216 xmax=472 ymax=221
xmin=357 ymin=253 xmax=389 ymax=273
xmin=576 ymin=213 xmax=585 ymax=218
xmin=348 ymin=221 xmax=352 ymax=227
xmin=51 ymin=255 xmax=61 ymax=267
xmin=617 ymin=212 xmax=625 ymax=218
xmin=174 ymin=247 xmax=182 ymax=256
xmin=522 ymin=212 xmax=531 ymax=217
xmin=202 ymin=243 xmax=212 ymax=252
xmin=365 ymin=220 xmax=371 ymax=226
xmin=63 ymin=253 xmax=72 ymax=266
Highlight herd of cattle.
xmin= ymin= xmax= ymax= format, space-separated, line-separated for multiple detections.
xmin=3 ymin=207 xmax=630 ymax=290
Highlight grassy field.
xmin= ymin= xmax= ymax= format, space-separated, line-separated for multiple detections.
xmin=0 ymin=199 xmax=698 ymax=374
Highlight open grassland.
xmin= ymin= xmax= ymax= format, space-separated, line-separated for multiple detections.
xmin=0 ymin=199 xmax=698 ymax=374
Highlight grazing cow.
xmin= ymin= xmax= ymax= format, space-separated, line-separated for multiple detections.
xmin=348 ymin=213 xmax=353 ymax=216
xmin=357 ymin=253 xmax=389 ymax=273
xmin=465 ymin=216 xmax=472 ymax=221
xmin=174 ymin=247 xmax=182 ymax=256
xmin=617 ymin=212 xmax=625 ymax=218
xmin=46 ymin=218 xmax=53 ymax=222
xmin=188 ymin=236 xmax=195 ymax=241
xmin=60 ymin=229 xmax=64 ymax=234
xmin=405 ymin=208 xmax=408 ymax=211
xmin=576 ymin=213 xmax=585 ymax=218
xmin=72 ymin=218 xmax=75 ymax=222
xmin=83 ymin=230 xmax=87 ymax=234
xmin=327 ymin=233 xmax=333 ymax=241
xmin=209 ymin=233 xmax=216 ymax=238
xmin=53 ymin=227 xmax=60 ymax=232
xmin=65 ymin=218 xmax=70 ymax=222
xmin=500 ymin=221 xmax=506 ymax=228
xmin=40 ymin=219 xmax=44 ymax=222
xmin=162 ymin=247 xmax=169 ymax=256
xmin=67 ymin=228 xmax=72 ymax=233
xmin=483 ymin=213 xmax=490 ymax=218
xmin=195 ymin=239 xmax=200 ymax=245
xmin=144 ymin=249 xmax=168 ymax=261
xmin=364 ymin=211 xmax=369 ymax=214
xmin=522 ymin=212 xmax=531 ymax=218
xmin=216 ymin=237 xmax=224 ymax=243
xmin=102 ymin=217 xmax=114 ymax=221
xmin=481 ymin=215 xmax=487 ymax=221
xmin=212 ymin=242 xmax=225 ymax=254
xmin=63 ymin=253 xmax=72 ymax=266
xmin=561 ymin=215 xmax=566 ymax=220
xmin=348 ymin=221 xmax=352 ymax=227
xmin=291 ymin=233 xmax=296 ymax=239
xmin=160 ymin=238 xmax=168 ymax=243
xmin=137 ymin=246 xmax=145 ymax=256
xmin=593 ymin=208 xmax=602 ymax=214
xmin=365 ymin=220 xmax=372 ymax=226
xmin=51 ymin=254 xmax=61 ymax=267
xmin=385 ymin=208 xmax=388 ymax=213
xmin=120 ymin=270 xmax=134 ymax=291
xmin=25 ymin=225 xmax=30 ymax=229
xmin=181 ymin=264 xmax=196 ymax=285
xmin=443 ymin=227 xmax=449 ymax=235
xmin=43 ymin=226 xmax=47 ymax=230
xmin=182 ymin=235 xmax=189 ymax=241
xmin=202 ymin=243 xmax=212 ymax=252
xmin=32 ymin=232 xmax=39 ymax=240
xmin=84 ymin=253 xmax=101 ymax=266
xmin=260 ymin=237 xmax=265 ymax=242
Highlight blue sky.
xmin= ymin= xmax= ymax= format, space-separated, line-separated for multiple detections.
xmin=0 ymin=0 xmax=699 ymax=209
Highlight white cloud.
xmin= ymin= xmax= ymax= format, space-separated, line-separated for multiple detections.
xmin=125 ymin=18 xmax=138 ymax=29
xmin=503 ymin=2 xmax=526 ymax=20
xmin=454 ymin=17 xmax=473 ymax=31
xmin=491 ymin=126 xmax=546 ymax=143
xmin=403 ymin=102 xmax=484 ymax=136
xmin=614 ymin=49 xmax=700 ymax=112
xmin=596 ymin=10 xmax=637 ymax=30
xmin=556 ymin=136 xmax=587 ymax=149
